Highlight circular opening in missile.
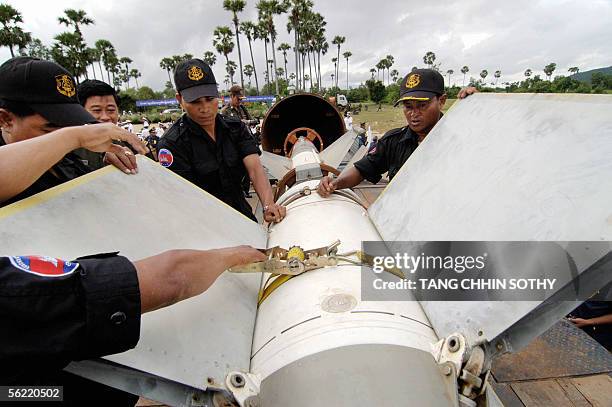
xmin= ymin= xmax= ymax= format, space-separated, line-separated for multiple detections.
xmin=260 ymin=93 xmax=346 ymax=155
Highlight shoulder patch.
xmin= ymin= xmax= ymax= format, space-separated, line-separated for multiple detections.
xmin=9 ymin=256 xmax=79 ymax=277
xmin=158 ymin=148 xmax=174 ymax=167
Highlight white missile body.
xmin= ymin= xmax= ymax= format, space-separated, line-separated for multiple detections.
xmin=1 ymin=93 xmax=612 ymax=406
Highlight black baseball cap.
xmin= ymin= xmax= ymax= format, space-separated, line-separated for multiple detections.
xmin=394 ymin=68 xmax=445 ymax=106
xmin=174 ymin=58 xmax=219 ymax=102
xmin=0 ymin=57 xmax=95 ymax=126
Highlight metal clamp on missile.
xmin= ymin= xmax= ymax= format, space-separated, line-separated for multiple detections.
xmin=228 ymin=240 xmax=342 ymax=276
xmin=229 ymin=240 xmax=406 ymax=306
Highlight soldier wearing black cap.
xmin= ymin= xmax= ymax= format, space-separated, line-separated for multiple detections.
xmin=157 ymin=58 xmax=285 ymax=223
xmin=318 ymin=69 xmax=475 ymax=197
xmin=0 ymin=57 xmax=141 ymax=207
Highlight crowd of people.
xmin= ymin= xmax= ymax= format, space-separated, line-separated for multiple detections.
xmin=0 ymin=55 xmax=609 ymax=406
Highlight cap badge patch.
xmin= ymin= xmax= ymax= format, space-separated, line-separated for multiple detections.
xmin=9 ymin=255 xmax=79 ymax=277
xmin=158 ymin=148 xmax=174 ymax=167
xmin=187 ymin=66 xmax=204 ymax=81
xmin=406 ymin=73 xmax=421 ymax=89
xmin=55 ymin=74 xmax=76 ymax=97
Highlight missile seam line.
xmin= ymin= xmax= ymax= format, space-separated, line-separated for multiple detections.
xmin=280 ymin=315 xmax=323 ymax=335
xmin=398 ymin=315 xmax=434 ymax=330
xmin=250 ymin=335 xmax=277 ymax=360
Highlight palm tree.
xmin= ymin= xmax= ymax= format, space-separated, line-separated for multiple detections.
xmin=203 ymin=51 xmax=216 ymax=66
xmin=119 ymin=57 xmax=133 ymax=88
xmin=330 ymin=72 xmax=334 ymax=88
xmin=331 ymin=35 xmax=345 ymax=88
xmin=52 ymin=32 xmax=88 ymax=82
xmin=446 ymin=69 xmax=454 ymax=88
xmin=423 ymin=51 xmax=436 ymax=69
xmin=58 ymin=9 xmax=93 ymax=37
xmin=213 ymin=26 xmax=235 ymax=83
xmin=255 ymin=22 xmax=270 ymax=90
xmin=130 ymin=69 xmax=141 ymax=89
xmin=568 ymin=66 xmax=579 ymax=75
xmin=375 ymin=60 xmax=384 ymax=81
xmin=479 ymin=69 xmax=488 ymax=84
xmin=370 ymin=68 xmax=376 ymax=79
xmin=160 ymin=57 xmax=175 ymax=86
xmin=244 ymin=64 xmax=254 ymax=87
xmin=24 ymin=37 xmax=50 ymax=59
xmin=0 ymin=4 xmax=30 ymax=58
xmin=257 ymin=0 xmax=288 ymax=96
xmin=278 ymin=42 xmax=291 ymax=82
xmin=223 ymin=0 xmax=246 ymax=88
xmin=287 ymin=0 xmax=314 ymax=90
xmin=343 ymin=51 xmax=351 ymax=90
xmin=493 ymin=70 xmax=501 ymax=86
xmin=226 ymin=60 xmax=237 ymax=84
xmin=240 ymin=21 xmax=260 ymax=94
xmin=543 ymin=62 xmax=556 ymax=81
xmin=95 ymin=39 xmax=114 ymax=83
xmin=331 ymin=57 xmax=338 ymax=85
xmin=391 ymin=69 xmax=399 ymax=83
xmin=385 ymin=55 xmax=394 ymax=85
xmin=461 ymin=65 xmax=469 ymax=86
xmin=524 ymin=68 xmax=532 ymax=78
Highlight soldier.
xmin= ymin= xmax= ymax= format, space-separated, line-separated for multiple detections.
xmin=0 ymin=57 xmax=142 ymax=207
xmin=220 ymin=85 xmax=257 ymax=126
xmin=157 ymin=59 xmax=285 ymax=223
xmin=74 ymin=79 xmax=140 ymax=171
xmin=318 ymin=69 xmax=476 ymax=197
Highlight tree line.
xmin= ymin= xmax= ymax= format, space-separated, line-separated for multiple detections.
xmin=0 ymin=4 xmax=141 ymax=91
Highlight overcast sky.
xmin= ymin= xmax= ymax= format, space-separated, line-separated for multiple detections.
xmin=4 ymin=0 xmax=611 ymax=92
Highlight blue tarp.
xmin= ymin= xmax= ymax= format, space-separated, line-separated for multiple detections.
xmin=135 ymin=99 xmax=179 ymax=107
xmin=135 ymin=95 xmax=276 ymax=107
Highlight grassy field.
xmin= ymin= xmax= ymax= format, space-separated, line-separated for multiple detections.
xmin=353 ymin=99 xmax=457 ymax=134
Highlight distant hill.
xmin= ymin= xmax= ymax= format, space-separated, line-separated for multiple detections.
xmin=570 ymin=66 xmax=612 ymax=83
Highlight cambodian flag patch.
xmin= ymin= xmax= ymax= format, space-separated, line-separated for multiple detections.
xmin=9 ymin=256 xmax=79 ymax=277
xmin=158 ymin=148 xmax=174 ymax=167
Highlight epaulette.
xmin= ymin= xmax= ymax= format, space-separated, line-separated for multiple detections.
xmin=163 ymin=117 xmax=187 ymax=142
xmin=380 ymin=126 xmax=407 ymax=140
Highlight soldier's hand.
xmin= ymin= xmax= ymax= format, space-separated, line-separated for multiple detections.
xmin=568 ymin=317 xmax=592 ymax=328
xmin=217 ymin=245 xmax=268 ymax=268
xmin=264 ymin=203 xmax=286 ymax=223
xmin=104 ymin=146 xmax=138 ymax=174
xmin=317 ymin=175 xmax=337 ymax=197
xmin=458 ymin=86 xmax=479 ymax=99
xmin=77 ymin=123 xmax=148 ymax=156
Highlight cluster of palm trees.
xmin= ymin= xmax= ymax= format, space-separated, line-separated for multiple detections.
xmin=370 ymin=55 xmax=398 ymax=86
xmin=0 ymin=5 xmax=142 ymax=90
xmin=161 ymin=0 xmax=349 ymax=95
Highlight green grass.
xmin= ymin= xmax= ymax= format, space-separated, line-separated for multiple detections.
xmin=353 ymin=99 xmax=457 ymax=134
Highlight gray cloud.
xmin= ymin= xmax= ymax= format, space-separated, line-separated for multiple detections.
xmin=3 ymin=0 xmax=611 ymax=91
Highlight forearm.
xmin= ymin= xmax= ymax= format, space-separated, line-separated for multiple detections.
xmin=334 ymin=166 xmax=365 ymax=190
xmin=587 ymin=313 xmax=612 ymax=326
xmin=134 ymin=249 xmax=230 ymax=313
xmin=250 ymin=163 xmax=275 ymax=206
xmin=0 ymin=129 xmax=81 ymax=203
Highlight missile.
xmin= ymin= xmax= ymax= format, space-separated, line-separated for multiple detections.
xmin=1 ymin=93 xmax=611 ymax=407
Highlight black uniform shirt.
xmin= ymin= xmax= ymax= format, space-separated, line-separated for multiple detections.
xmin=157 ymin=114 xmax=260 ymax=221
xmin=353 ymin=125 xmax=421 ymax=183
xmin=0 ymin=135 xmax=93 ymax=208
xmin=0 ymin=253 xmax=141 ymax=386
